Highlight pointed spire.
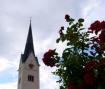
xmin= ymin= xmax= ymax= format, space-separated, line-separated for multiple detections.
xmin=21 ymin=21 xmax=35 ymax=62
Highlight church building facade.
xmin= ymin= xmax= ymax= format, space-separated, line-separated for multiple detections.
xmin=17 ymin=21 xmax=40 ymax=89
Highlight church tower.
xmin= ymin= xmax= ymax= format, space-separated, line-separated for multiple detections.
xmin=18 ymin=21 xmax=39 ymax=89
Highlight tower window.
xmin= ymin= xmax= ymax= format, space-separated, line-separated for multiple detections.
xmin=28 ymin=75 xmax=34 ymax=82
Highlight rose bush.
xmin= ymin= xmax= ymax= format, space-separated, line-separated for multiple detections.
xmin=42 ymin=14 xmax=105 ymax=89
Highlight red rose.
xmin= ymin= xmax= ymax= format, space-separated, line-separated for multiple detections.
xmin=84 ymin=72 xmax=95 ymax=85
xmin=93 ymin=37 xmax=98 ymax=42
xmin=65 ymin=14 xmax=70 ymax=20
xmin=59 ymin=31 xmax=63 ymax=35
xmin=70 ymin=34 xmax=75 ymax=39
xmin=101 ymin=47 xmax=105 ymax=51
xmin=100 ymin=58 xmax=105 ymax=64
xmin=85 ymin=61 xmax=96 ymax=72
xmin=101 ymin=21 xmax=105 ymax=30
xmin=68 ymin=83 xmax=79 ymax=89
xmin=89 ymin=20 xmax=101 ymax=35
xmin=91 ymin=45 xmax=94 ymax=49
xmin=42 ymin=49 xmax=56 ymax=67
xmin=99 ymin=31 xmax=105 ymax=44
xmin=90 ymin=51 xmax=94 ymax=55
xmin=48 ymin=49 xmax=53 ymax=52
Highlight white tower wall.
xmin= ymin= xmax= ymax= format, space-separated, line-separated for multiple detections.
xmin=18 ymin=52 xmax=39 ymax=89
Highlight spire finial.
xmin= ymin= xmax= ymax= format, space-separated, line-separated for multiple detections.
xmin=30 ymin=17 xmax=32 ymax=24
xmin=29 ymin=17 xmax=32 ymax=30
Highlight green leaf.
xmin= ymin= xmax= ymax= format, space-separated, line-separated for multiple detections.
xmin=78 ymin=18 xmax=84 ymax=22
xmin=60 ymin=86 xmax=64 ymax=89
xmin=69 ymin=18 xmax=74 ymax=25
xmin=78 ymin=23 xmax=83 ymax=27
xmin=57 ymin=79 xmax=62 ymax=83
xmin=79 ymin=28 xmax=84 ymax=31
xmin=56 ymin=38 xmax=60 ymax=43
xmin=67 ymin=42 xmax=71 ymax=46
xmin=87 ymin=31 xmax=92 ymax=34
xmin=70 ymin=18 xmax=74 ymax=22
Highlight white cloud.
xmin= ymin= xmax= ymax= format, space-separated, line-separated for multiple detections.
xmin=40 ymin=62 xmax=59 ymax=89
xmin=0 ymin=82 xmax=17 ymax=89
xmin=0 ymin=56 xmax=20 ymax=72
xmin=83 ymin=3 xmax=99 ymax=19
xmin=35 ymin=36 xmax=54 ymax=55
xmin=0 ymin=57 xmax=14 ymax=71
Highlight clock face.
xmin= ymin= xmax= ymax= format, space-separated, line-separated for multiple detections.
xmin=29 ymin=64 xmax=34 ymax=69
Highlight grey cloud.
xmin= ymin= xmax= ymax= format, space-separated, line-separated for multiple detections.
xmin=0 ymin=0 xmax=104 ymax=65
xmin=0 ymin=0 xmax=105 ymax=89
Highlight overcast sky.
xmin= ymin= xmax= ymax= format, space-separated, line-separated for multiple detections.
xmin=0 ymin=0 xmax=105 ymax=89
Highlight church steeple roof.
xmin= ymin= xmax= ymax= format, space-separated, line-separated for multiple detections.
xmin=21 ymin=21 xmax=36 ymax=63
